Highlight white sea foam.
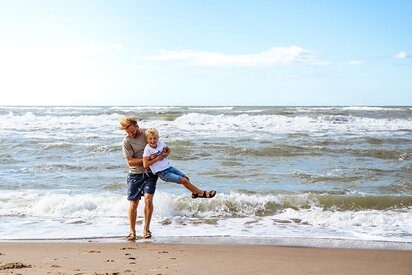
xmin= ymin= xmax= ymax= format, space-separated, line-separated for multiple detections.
xmin=187 ymin=106 xmax=234 ymax=110
xmin=295 ymin=106 xmax=405 ymax=112
xmin=172 ymin=113 xmax=412 ymax=137
xmin=1 ymin=191 xmax=411 ymax=242
xmin=295 ymin=107 xmax=340 ymax=112
xmin=2 ymin=111 xmax=411 ymax=138
xmin=0 ymin=191 xmax=126 ymax=218
xmin=234 ymin=109 xmax=266 ymax=113
xmin=109 ymin=106 xmax=181 ymax=113
xmin=0 ymin=112 xmax=123 ymax=140
xmin=0 ymin=112 xmax=121 ymax=127
xmin=341 ymin=106 xmax=405 ymax=111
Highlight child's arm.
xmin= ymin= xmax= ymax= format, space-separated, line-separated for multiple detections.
xmin=143 ymin=145 xmax=160 ymax=168
xmin=143 ymin=154 xmax=164 ymax=168
xmin=161 ymin=146 xmax=170 ymax=158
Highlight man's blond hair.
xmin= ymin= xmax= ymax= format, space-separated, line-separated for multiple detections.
xmin=119 ymin=115 xmax=138 ymax=130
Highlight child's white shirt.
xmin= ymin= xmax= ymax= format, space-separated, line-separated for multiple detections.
xmin=143 ymin=140 xmax=171 ymax=174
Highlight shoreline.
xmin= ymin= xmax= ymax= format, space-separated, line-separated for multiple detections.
xmin=1 ymin=235 xmax=412 ymax=251
xmin=1 ymin=241 xmax=411 ymax=274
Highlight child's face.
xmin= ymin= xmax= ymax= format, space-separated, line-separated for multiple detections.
xmin=146 ymin=134 xmax=159 ymax=147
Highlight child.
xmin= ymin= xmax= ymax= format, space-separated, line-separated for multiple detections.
xmin=143 ymin=128 xmax=216 ymax=199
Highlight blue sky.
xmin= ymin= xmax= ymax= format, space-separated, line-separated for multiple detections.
xmin=0 ymin=0 xmax=411 ymax=106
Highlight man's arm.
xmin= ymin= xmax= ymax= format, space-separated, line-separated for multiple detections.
xmin=126 ymin=156 xmax=144 ymax=167
xmin=123 ymin=139 xmax=144 ymax=167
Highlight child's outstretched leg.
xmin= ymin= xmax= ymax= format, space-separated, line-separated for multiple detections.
xmin=180 ymin=176 xmax=216 ymax=199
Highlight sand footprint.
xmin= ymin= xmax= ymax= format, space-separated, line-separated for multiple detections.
xmin=0 ymin=262 xmax=32 ymax=270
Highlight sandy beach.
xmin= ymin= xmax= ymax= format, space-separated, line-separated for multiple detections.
xmin=0 ymin=241 xmax=411 ymax=275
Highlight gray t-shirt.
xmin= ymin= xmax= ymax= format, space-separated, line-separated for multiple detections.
xmin=122 ymin=128 xmax=147 ymax=174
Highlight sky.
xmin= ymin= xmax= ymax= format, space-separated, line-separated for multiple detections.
xmin=0 ymin=0 xmax=411 ymax=106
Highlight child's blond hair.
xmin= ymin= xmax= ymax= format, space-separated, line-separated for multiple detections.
xmin=145 ymin=128 xmax=159 ymax=138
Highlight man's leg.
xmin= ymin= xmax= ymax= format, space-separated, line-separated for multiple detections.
xmin=129 ymin=200 xmax=139 ymax=237
xmin=143 ymin=193 xmax=154 ymax=236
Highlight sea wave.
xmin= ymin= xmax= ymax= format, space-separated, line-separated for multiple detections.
xmin=1 ymin=191 xmax=411 ymax=242
xmin=173 ymin=113 xmax=412 ymax=136
xmin=1 ymin=191 xmax=411 ymax=219
xmin=1 ymin=106 xmax=411 ymax=244
xmin=187 ymin=106 xmax=235 ymax=111
xmin=2 ymin=110 xmax=411 ymax=139
xmin=341 ymin=106 xmax=407 ymax=111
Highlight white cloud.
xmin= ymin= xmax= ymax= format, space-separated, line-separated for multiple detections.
xmin=112 ymin=43 xmax=123 ymax=51
xmin=394 ymin=51 xmax=408 ymax=59
xmin=346 ymin=60 xmax=364 ymax=65
xmin=148 ymin=46 xmax=326 ymax=67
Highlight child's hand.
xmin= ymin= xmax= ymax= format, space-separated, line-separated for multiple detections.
xmin=161 ymin=147 xmax=170 ymax=158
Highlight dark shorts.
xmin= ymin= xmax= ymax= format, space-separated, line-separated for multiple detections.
xmin=127 ymin=172 xmax=157 ymax=201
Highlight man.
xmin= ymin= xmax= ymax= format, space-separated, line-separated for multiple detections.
xmin=119 ymin=115 xmax=169 ymax=240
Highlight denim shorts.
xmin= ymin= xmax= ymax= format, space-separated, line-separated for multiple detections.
xmin=127 ymin=172 xmax=157 ymax=201
xmin=157 ymin=166 xmax=185 ymax=184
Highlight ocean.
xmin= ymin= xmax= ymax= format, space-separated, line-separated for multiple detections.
xmin=0 ymin=106 xmax=411 ymax=249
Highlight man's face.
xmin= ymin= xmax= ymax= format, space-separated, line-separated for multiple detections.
xmin=125 ymin=123 xmax=139 ymax=138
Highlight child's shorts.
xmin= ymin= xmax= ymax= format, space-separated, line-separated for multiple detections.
xmin=157 ymin=166 xmax=185 ymax=184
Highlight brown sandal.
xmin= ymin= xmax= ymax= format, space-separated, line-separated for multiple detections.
xmin=143 ymin=230 xmax=152 ymax=239
xmin=126 ymin=232 xmax=136 ymax=241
